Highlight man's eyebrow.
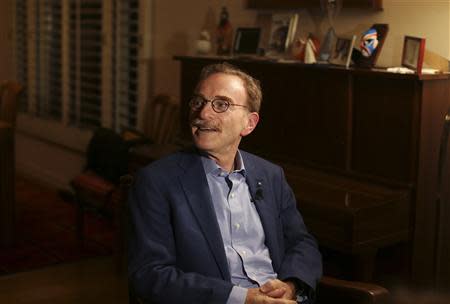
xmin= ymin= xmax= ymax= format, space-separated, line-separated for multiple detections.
xmin=193 ymin=94 xmax=234 ymax=103
xmin=214 ymin=95 xmax=233 ymax=101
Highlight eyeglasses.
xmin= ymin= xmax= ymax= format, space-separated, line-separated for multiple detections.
xmin=189 ymin=94 xmax=248 ymax=113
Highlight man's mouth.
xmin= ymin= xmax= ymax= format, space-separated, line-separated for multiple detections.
xmin=191 ymin=121 xmax=220 ymax=133
xmin=196 ymin=126 xmax=218 ymax=132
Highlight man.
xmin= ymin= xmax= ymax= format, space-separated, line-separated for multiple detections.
xmin=128 ymin=63 xmax=322 ymax=304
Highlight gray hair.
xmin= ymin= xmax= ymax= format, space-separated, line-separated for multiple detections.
xmin=195 ymin=62 xmax=262 ymax=113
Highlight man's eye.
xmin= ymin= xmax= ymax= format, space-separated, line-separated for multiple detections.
xmin=215 ymin=100 xmax=228 ymax=108
xmin=193 ymin=98 xmax=204 ymax=105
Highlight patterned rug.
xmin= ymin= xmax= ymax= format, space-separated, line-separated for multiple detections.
xmin=0 ymin=176 xmax=114 ymax=275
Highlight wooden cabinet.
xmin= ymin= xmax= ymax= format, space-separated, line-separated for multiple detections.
xmin=246 ymin=0 xmax=383 ymax=10
xmin=175 ymin=55 xmax=450 ymax=288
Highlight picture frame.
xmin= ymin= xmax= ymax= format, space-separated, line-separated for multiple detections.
xmin=329 ymin=35 xmax=356 ymax=68
xmin=266 ymin=13 xmax=298 ymax=55
xmin=401 ymin=36 xmax=426 ymax=74
xmin=233 ymin=27 xmax=261 ymax=55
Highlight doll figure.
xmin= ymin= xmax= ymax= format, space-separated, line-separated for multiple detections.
xmin=216 ymin=7 xmax=233 ymax=55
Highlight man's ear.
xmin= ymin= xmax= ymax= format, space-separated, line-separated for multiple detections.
xmin=241 ymin=112 xmax=259 ymax=137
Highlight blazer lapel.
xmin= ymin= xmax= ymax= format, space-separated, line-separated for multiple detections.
xmin=178 ymin=151 xmax=231 ymax=281
xmin=243 ymin=152 xmax=281 ymax=268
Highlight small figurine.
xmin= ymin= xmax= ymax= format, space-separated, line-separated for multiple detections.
xmin=304 ymin=38 xmax=318 ymax=64
xmin=292 ymin=38 xmax=306 ymax=60
xmin=318 ymin=27 xmax=337 ymax=61
xmin=195 ymin=30 xmax=212 ymax=55
xmin=216 ymin=7 xmax=233 ymax=55
xmin=292 ymin=34 xmax=320 ymax=63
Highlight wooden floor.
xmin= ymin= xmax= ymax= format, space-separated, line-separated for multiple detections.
xmin=0 ymin=255 xmax=449 ymax=304
xmin=0 ymin=257 xmax=129 ymax=304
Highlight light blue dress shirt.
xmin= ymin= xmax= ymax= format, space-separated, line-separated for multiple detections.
xmin=201 ymin=152 xmax=277 ymax=304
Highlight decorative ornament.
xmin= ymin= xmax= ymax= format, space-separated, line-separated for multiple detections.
xmin=216 ymin=7 xmax=233 ymax=55
xmin=352 ymin=23 xmax=389 ymax=68
xmin=318 ymin=0 xmax=342 ymax=62
xmin=304 ymin=40 xmax=317 ymax=64
xmin=195 ymin=30 xmax=212 ymax=55
xmin=360 ymin=28 xmax=379 ymax=57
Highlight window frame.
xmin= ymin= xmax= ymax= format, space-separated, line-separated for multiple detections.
xmin=13 ymin=0 xmax=152 ymax=151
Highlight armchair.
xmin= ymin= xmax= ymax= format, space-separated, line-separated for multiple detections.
xmin=71 ymin=127 xmax=129 ymax=243
xmin=316 ymin=276 xmax=389 ymax=304
xmin=117 ymin=175 xmax=390 ymax=304
xmin=72 ymin=94 xmax=179 ymax=245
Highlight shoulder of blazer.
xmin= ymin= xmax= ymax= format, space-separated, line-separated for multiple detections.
xmin=240 ymin=150 xmax=281 ymax=174
xmin=138 ymin=148 xmax=202 ymax=177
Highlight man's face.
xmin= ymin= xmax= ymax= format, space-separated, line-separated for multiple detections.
xmin=189 ymin=73 xmax=259 ymax=158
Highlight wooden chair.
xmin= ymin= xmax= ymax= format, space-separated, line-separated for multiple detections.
xmin=117 ymin=176 xmax=390 ymax=304
xmin=71 ymin=127 xmax=130 ymax=243
xmin=0 ymin=81 xmax=23 ymax=128
xmin=72 ymin=95 xmax=179 ymax=245
xmin=143 ymin=94 xmax=179 ymax=145
xmin=125 ymin=94 xmax=182 ymax=173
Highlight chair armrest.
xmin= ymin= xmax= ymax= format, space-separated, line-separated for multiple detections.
xmin=317 ymin=276 xmax=390 ymax=304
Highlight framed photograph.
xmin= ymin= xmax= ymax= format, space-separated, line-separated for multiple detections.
xmin=329 ymin=35 xmax=356 ymax=68
xmin=401 ymin=36 xmax=426 ymax=74
xmin=233 ymin=27 xmax=261 ymax=55
xmin=266 ymin=13 xmax=298 ymax=55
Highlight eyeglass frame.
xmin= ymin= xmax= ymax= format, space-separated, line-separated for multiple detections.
xmin=189 ymin=94 xmax=249 ymax=113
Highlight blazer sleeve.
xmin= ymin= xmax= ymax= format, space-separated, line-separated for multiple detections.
xmin=275 ymin=166 xmax=323 ymax=292
xmin=127 ymin=168 xmax=233 ymax=304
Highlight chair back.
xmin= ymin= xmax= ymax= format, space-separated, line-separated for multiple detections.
xmin=144 ymin=94 xmax=179 ymax=144
xmin=0 ymin=81 xmax=23 ymax=127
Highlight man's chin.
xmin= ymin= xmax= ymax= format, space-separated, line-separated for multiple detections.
xmin=192 ymin=134 xmax=217 ymax=149
xmin=192 ymin=140 xmax=213 ymax=151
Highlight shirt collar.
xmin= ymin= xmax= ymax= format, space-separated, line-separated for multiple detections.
xmin=200 ymin=150 xmax=246 ymax=177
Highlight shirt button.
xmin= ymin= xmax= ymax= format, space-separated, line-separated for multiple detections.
xmin=230 ymin=193 xmax=235 ymax=198
xmin=234 ymin=223 xmax=240 ymax=230
xmin=242 ymin=250 xmax=246 ymax=256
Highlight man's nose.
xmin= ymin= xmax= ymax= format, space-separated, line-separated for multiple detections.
xmin=198 ymin=101 xmax=215 ymax=119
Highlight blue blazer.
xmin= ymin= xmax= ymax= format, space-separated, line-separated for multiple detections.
xmin=128 ymin=148 xmax=322 ymax=303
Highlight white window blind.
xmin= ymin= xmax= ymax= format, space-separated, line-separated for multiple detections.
xmin=14 ymin=0 xmax=28 ymax=112
xmin=69 ymin=0 xmax=103 ymax=128
xmin=36 ymin=0 xmax=63 ymax=120
xmin=14 ymin=0 xmax=151 ymax=133
xmin=114 ymin=0 xmax=139 ymax=132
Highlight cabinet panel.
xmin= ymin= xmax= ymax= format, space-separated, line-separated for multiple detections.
xmin=352 ymin=76 xmax=418 ymax=182
xmin=239 ymin=62 xmax=350 ymax=168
